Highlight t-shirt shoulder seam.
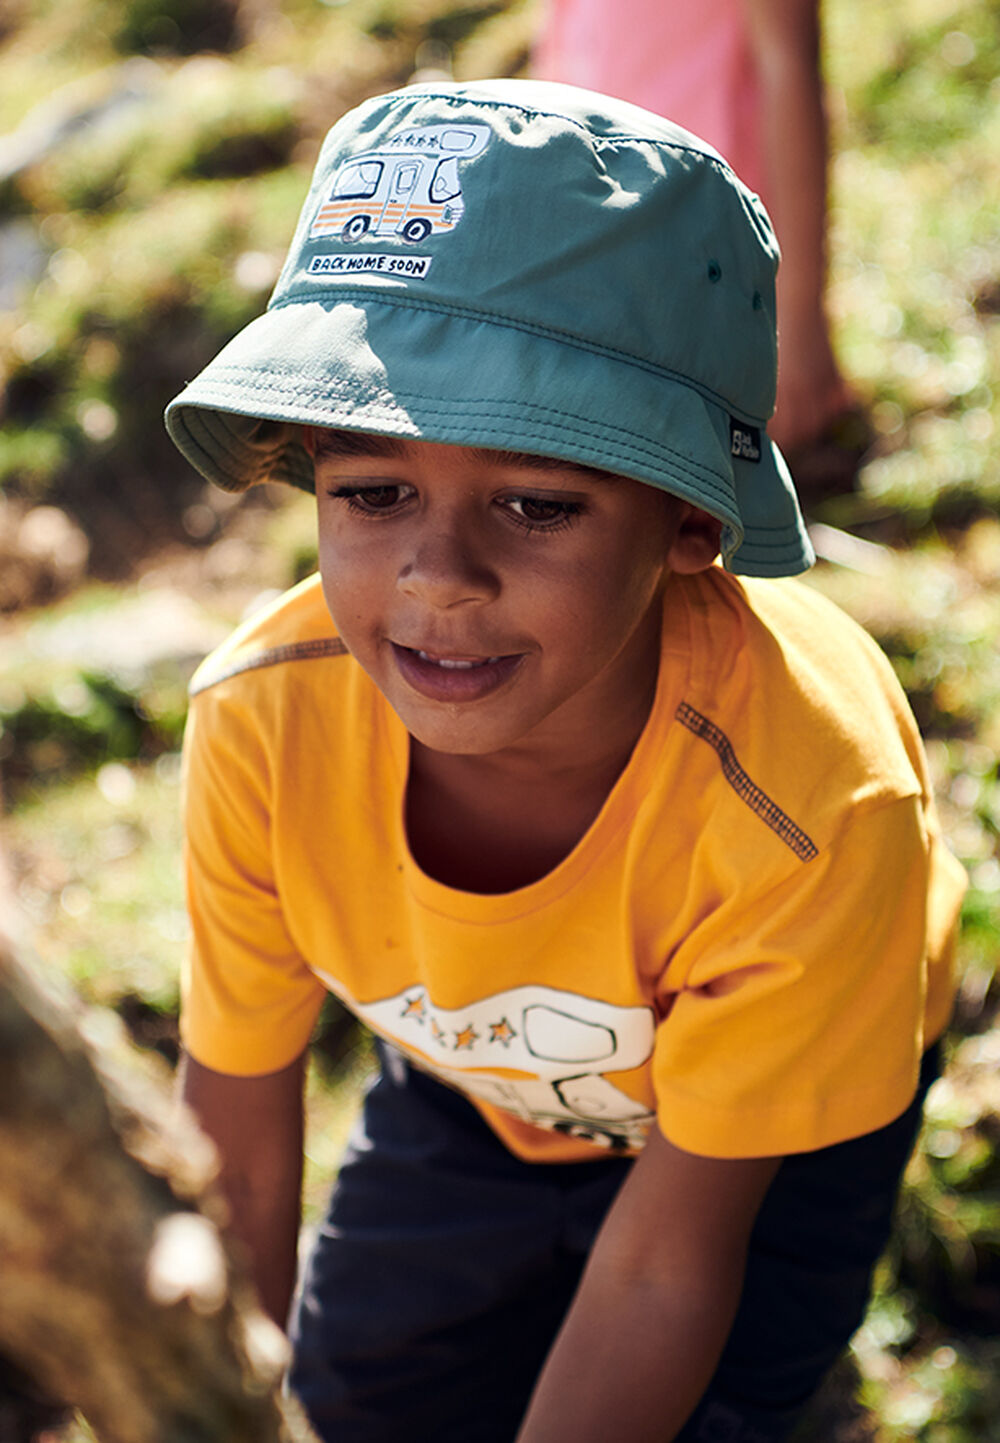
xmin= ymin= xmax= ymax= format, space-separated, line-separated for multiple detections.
xmin=675 ymin=700 xmax=819 ymax=861
xmin=675 ymin=699 xmax=925 ymax=863
xmin=189 ymin=636 xmax=349 ymax=697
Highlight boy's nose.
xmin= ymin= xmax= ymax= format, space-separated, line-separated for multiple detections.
xmin=396 ymin=526 xmax=500 ymax=608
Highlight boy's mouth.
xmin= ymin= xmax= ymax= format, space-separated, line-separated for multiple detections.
xmin=390 ymin=643 xmax=524 ymax=701
xmin=414 ymin=649 xmax=503 ymax=669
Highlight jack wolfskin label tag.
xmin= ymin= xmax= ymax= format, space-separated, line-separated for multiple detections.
xmin=730 ymin=418 xmax=762 ymax=463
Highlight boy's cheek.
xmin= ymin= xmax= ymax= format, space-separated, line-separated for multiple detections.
xmin=318 ymin=569 xmax=375 ymax=659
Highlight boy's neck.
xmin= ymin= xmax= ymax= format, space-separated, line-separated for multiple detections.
xmin=405 ymin=741 xmax=635 ymax=894
xmin=405 ymin=631 xmax=661 ymax=894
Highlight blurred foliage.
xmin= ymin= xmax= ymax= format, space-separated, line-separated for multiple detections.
xmin=0 ymin=0 xmax=998 ymax=1440
xmin=823 ymin=0 xmax=1000 ymax=544
xmin=0 ymin=52 xmax=313 ymax=566
xmin=10 ymin=755 xmax=187 ymax=1018
xmin=0 ymin=668 xmax=179 ymax=786
xmin=0 ymin=0 xmax=535 ymax=573
xmin=0 ymin=585 xmax=214 ymax=797
xmin=852 ymin=2 xmax=1000 ymax=157
xmin=111 ymin=0 xmax=243 ymax=56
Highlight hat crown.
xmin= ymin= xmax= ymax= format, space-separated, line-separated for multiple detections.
xmin=273 ymin=81 xmax=779 ymax=423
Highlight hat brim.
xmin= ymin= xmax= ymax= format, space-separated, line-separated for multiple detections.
xmin=165 ymin=294 xmax=812 ymax=577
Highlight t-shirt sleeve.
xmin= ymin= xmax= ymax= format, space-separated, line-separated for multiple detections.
xmin=180 ymin=689 xmax=326 ymax=1076
xmin=652 ymin=794 xmax=960 ymax=1159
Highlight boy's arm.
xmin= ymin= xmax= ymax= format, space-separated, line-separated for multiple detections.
xmin=515 ymin=1125 xmax=780 ymax=1443
xmin=179 ymin=1051 xmax=306 ymax=1329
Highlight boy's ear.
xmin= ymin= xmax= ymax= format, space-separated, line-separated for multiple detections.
xmin=667 ymin=503 xmax=723 ymax=574
xmin=301 ymin=425 xmax=316 ymax=456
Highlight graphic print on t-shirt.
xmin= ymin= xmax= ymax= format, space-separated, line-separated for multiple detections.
xmin=312 ymin=974 xmax=657 ymax=1151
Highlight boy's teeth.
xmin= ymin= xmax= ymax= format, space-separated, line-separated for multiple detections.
xmin=416 ymin=651 xmax=500 ymax=669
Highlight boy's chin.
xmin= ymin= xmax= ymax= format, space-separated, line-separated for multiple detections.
xmin=395 ymin=710 xmax=521 ymax=759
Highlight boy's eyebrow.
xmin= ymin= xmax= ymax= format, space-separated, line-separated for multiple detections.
xmin=482 ymin=449 xmax=620 ymax=482
xmin=309 ymin=428 xmax=618 ymax=482
xmin=309 ymin=430 xmax=410 ymax=461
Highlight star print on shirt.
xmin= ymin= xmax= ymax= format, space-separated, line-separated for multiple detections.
xmin=431 ymin=1018 xmax=448 ymax=1048
xmin=401 ymin=994 xmax=426 ymax=1022
xmin=489 ymin=1018 xmax=517 ymax=1047
xmin=454 ymin=1024 xmax=479 ymax=1051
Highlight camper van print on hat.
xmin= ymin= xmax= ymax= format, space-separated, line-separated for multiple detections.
xmin=309 ymin=123 xmax=491 ymax=248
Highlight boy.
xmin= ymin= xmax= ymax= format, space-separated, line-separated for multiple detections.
xmin=165 ymin=80 xmax=965 ymax=1442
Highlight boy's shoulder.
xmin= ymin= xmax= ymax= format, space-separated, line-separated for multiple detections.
xmin=188 ymin=574 xmax=345 ymax=699
xmin=688 ymin=569 xmax=908 ymax=718
xmin=693 ymin=566 xmax=879 ymax=646
xmin=674 ymin=570 xmax=929 ymax=845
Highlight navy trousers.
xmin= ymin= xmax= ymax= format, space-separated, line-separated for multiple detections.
xmin=289 ymin=1042 xmax=938 ymax=1443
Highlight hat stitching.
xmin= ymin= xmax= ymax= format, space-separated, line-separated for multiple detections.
xmin=734 ymin=535 xmax=807 ymax=550
xmin=267 ymin=292 xmax=770 ymax=425
xmin=380 ymin=88 xmax=738 ymax=174
xmin=176 ymin=374 xmax=741 ymax=509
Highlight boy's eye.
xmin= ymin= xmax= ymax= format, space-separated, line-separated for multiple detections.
xmin=503 ymin=496 xmax=582 ymax=531
xmin=328 ymin=483 xmax=412 ymax=514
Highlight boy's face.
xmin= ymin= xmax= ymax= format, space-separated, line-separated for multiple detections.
xmin=312 ymin=433 xmax=709 ymax=760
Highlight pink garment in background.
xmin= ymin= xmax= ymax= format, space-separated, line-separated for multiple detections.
xmin=534 ymin=0 xmax=766 ymax=200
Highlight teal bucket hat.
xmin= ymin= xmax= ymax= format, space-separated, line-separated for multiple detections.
xmin=165 ymin=78 xmax=813 ymax=577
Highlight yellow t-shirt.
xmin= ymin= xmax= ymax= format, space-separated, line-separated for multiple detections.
xmin=181 ymin=569 xmax=965 ymax=1161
